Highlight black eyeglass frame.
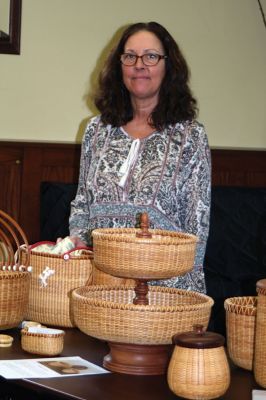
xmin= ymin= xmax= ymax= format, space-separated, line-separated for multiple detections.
xmin=120 ymin=53 xmax=168 ymax=66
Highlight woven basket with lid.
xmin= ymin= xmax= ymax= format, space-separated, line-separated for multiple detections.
xmin=167 ymin=325 xmax=230 ymax=400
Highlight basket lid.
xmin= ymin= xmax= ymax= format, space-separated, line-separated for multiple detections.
xmin=172 ymin=324 xmax=225 ymax=349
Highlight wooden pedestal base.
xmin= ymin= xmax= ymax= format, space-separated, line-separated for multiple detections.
xmin=103 ymin=342 xmax=173 ymax=375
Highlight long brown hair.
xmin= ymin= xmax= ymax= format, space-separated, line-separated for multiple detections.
xmin=94 ymin=22 xmax=198 ymax=130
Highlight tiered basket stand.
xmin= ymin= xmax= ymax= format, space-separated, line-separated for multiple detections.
xmin=73 ymin=213 xmax=214 ymax=375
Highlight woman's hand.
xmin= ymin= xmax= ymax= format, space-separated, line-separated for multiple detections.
xmin=70 ymin=236 xmax=87 ymax=248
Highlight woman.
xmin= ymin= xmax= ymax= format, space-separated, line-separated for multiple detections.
xmin=69 ymin=22 xmax=211 ymax=293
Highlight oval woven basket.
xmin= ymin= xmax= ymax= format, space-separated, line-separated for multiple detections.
xmin=72 ymin=285 xmax=213 ymax=345
xmin=21 ymin=248 xmax=93 ymax=327
xmin=92 ymin=228 xmax=198 ymax=280
xmin=224 ymin=296 xmax=257 ymax=371
xmin=21 ymin=328 xmax=65 ymax=356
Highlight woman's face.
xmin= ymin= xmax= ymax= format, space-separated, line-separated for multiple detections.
xmin=121 ymin=30 xmax=166 ymax=103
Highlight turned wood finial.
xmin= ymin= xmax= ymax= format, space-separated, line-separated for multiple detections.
xmin=136 ymin=212 xmax=152 ymax=238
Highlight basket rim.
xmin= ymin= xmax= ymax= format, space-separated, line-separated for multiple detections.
xmin=224 ymin=296 xmax=257 ymax=316
xmin=21 ymin=247 xmax=93 ymax=260
xmin=21 ymin=329 xmax=65 ymax=338
xmin=72 ymin=285 xmax=214 ymax=313
xmin=0 ymin=270 xmax=30 ymax=280
xmin=92 ymin=227 xmax=198 ymax=245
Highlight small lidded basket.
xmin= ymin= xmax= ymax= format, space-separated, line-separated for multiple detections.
xmin=21 ymin=327 xmax=65 ymax=356
xmin=167 ymin=325 xmax=230 ymax=400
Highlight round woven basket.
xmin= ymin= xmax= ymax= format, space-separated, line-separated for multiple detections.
xmin=21 ymin=328 xmax=65 ymax=356
xmin=0 ymin=271 xmax=30 ymax=329
xmin=92 ymin=228 xmax=198 ymax=280
xmin=224 ymin=296 xmax=257 ymax=370
xmin=72 ymin=285 xmax=213 ymax=345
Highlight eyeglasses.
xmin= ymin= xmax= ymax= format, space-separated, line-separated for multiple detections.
xmin=120 ymin=53 xmax=167 ymax=66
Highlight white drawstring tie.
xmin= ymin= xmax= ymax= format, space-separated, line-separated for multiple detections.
xmin=118 ymin=139 xmax=140 ymax=188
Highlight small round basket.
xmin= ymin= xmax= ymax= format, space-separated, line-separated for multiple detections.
xmin=92 ymin=227 xmax=198 ymax=280
xmin=21 ymin=328 xmax=65 ymax=356
xmin=224 ymin=296 xmax=257 ymax=370
xmin=72 ymin=285 xmax=213 ymax=345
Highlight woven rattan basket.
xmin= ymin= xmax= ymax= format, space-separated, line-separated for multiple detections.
xmin=0 ymin=210 xmax=31 ymax=329
xmin=224 ymin=296 xmax=257 ymax=371
xmin=92 ymin=262 xmax=134 ymax=286
xmin=0 ymin=271 xmax=30 ymax=329
xmin=72 ymin=285 xmax=214 ymax=345
xmin=168 ymin=326 xmax=230 ymax=400
xmin=21 ymin=249 xmax=93 ymax=327
xmin=92 ymin=227 xmax=198 ymax=280
xmin=21 ymin=328 xmax=65 ymax=356
xmin=254 ymin=279 xmax=266 ymax=388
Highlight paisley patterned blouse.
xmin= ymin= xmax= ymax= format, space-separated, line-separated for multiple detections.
xmin=69 ymin=116 xmax=211 ymax=293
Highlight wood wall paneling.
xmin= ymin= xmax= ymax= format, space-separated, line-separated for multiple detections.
xmin=0 ymin=142 xmax=265 ymax=243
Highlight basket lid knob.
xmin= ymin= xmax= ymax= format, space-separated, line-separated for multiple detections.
xmin=136 ymin=212 xmax=152 ymax=238
xmin=172 ymin=324 xmax=225 ymax=349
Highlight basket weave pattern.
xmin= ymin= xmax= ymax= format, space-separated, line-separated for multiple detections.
xmin=224 ymin=296 xmax=257 ymax=371
xmin=254 ymin=287 xmax=266 ymax=387
xmin=92 ymin=228 xmax=197 ymax=279
xmin=167 ymin=346 xmax=230 ymax=400
xmin=21 ymin=329 xmax=64 ymax=356
xmin=0 ymin=271 xmax=30 ymax=329
xmin=72 ymin=286 xmax=213 ymax=345
xmin=22 ymin=250 xmax=93 ymax=327
xmin=92 ymin=262 xmax=134 ymax=286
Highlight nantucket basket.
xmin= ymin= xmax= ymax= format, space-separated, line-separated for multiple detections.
xmin=72 ymin=285 xmax=214 ymax=345
xmin=0 ymin=210 xmax=31 ymax=329
xmin=224 ymin=296 xmax=257 ymax=370
xmin=92 ymin=227 xmax=198 ymax=280
xmin=167 ymin=325 xmax=230 ymax=400
xmin=21 ymin=248 xmax=93 ymax=327
xmin=254 ymin=279 xmax=266 ymax=388
xmin=21 ymin=327 xmax=65 ymax=356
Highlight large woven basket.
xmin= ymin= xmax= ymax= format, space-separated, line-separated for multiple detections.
xmin=0 ymin=210 xmax=31 ymax=329
xmin=224 ymin=296 xmax=257 ymax=370
xmin=21 ymin=249 xmax=93 ymax=327
xmin=92 ymin=227 xmax=198 ymax=280
xmin=72 ymin=285 xmax=213 ymax=345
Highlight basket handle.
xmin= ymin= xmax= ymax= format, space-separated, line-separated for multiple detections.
xmin=0 ymin=210 xmax=30 ymax=267
xmin=136 ymin=212 xmax=152 ymax=238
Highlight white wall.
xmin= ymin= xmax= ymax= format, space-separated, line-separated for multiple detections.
xmin=0 ymin=0 xmax=265 ymax=148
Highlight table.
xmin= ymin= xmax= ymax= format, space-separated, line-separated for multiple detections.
xmin=0 ymin=328 xmax=262 ymax=400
